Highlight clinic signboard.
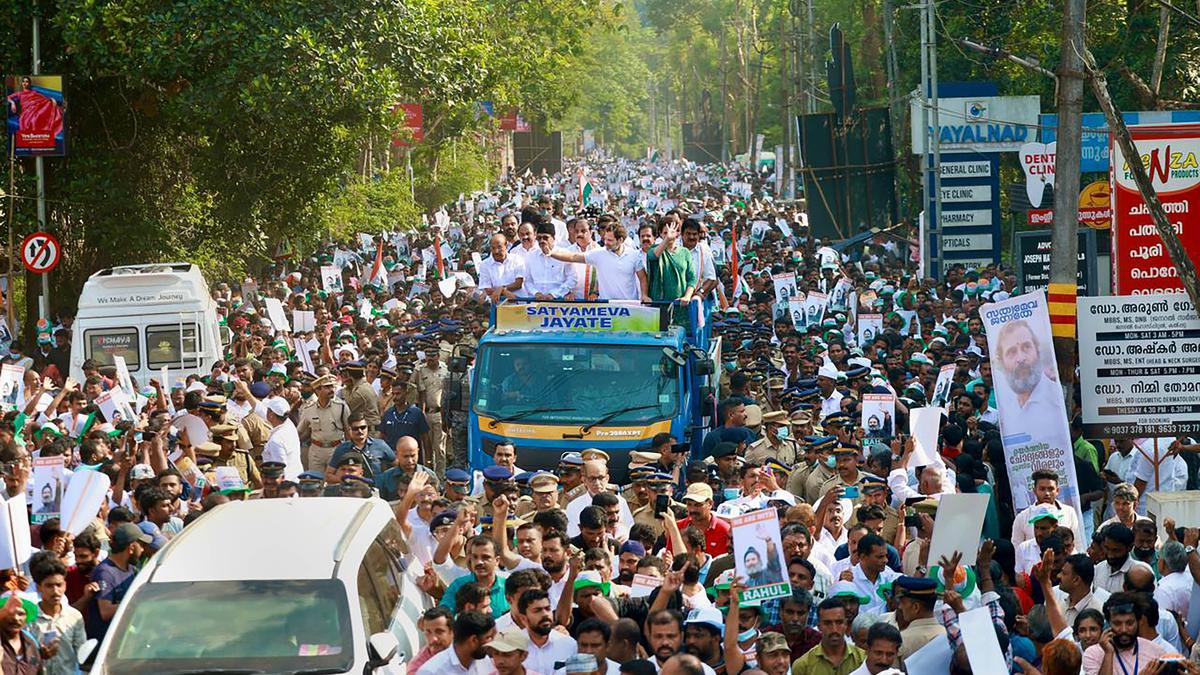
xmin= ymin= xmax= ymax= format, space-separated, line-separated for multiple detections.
xmin=913 ymin=85 xmax=1038 ymax=278
xmin=1110 ymin=123 xmax=1200 ymax=295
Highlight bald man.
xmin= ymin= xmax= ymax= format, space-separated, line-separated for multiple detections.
xmin=564 ymin=459 xmax=634 ymax=537
xmin=478 ymin=233 xmax=526 ymax=303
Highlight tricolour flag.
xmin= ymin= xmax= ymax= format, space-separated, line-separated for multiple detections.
xmin=579 ymin=173 xmax=593 ymax=206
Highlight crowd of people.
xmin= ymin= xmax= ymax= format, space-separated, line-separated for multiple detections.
xmin=0 ymin=152 xmax=1197 ymax=675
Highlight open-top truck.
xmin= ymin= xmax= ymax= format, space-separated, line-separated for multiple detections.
xmin=465 ymin=300 xmax=718 ymax=480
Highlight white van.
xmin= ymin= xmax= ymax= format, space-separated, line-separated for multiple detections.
xmin=71 ymin=263 xmax=230 ymax=386
xmin=79 ymin=497 xmax=430 ymax=674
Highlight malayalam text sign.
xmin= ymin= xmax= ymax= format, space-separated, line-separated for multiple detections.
xmin=1079 ymin=295 xmax=1200 ymax=438
xmin=1110 ymin=123 xmax=1200 ymax=295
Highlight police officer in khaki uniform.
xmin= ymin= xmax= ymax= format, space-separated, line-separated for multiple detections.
xmin=623 ymin=452 xmax=662 ymax=513
xmin=802 ymin=436 xmax=838 ymax=505
xmin=207 ymin=425 xmax=262 ymax=490
xmin=557 ymin=452 xmax=586 ymax=508
xmin=786 ymin=433 xmax=820 ymax=497
xmin=296 ymin=374 xmax=350 ymax=476
xmin=412 ymin=349 xmax=449 ymax=473
xmin=745 ymin=411 xmax=801 ymax=466
xmin=443 ymin=468 xmax=472 ymax=507
xmin=631 ymin=471 xmax=682 ymax=538
xmin=515 ymin=471 xmax=560 ymax=518
xmin=463 ymin=465 xmax=516 ymax=522
xmin=760 ymin=377 xmax=788 ymax=413
xmin=341 ymin=360 xmax=381 ymax=431
xmin=849 ymin=475 xmax=900 ymax=545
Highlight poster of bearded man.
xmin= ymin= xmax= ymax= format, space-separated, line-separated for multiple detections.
xmin=730 ymin=508 xmax=790 ymax=601
xmin=980 ymin=290 xmax=1080 ymax=515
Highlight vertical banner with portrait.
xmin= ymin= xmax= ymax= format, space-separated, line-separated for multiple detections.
xmin=788 ymin=299 xmax=807 ymax=330
xmin=806 ymin=292 xmax=828 ymax=328
xmin=930 ymin=364 xmax=956 ymax=411
xmin=731 ymin=508 xmax=791 ymax=602
xmin=861 ymin=393 xmax=896 ymax=440
xmin=0 ymin=364 xmax=24 ymax=411
xmin=857 ymin=314 xmax=883 ymax=346
xmin=95 ymin=388 xmax=136 ymax=425
xmin=31 ymin=456 xmax=64 ymax=524
xmin=5 ymin=75 xmax=66 ymax=156
xmin=980 ymin=290 xmax=1080 ymax=513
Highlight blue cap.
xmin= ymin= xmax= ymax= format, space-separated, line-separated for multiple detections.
xmin=342 ymin=360 xmax=367 ymax=370
xmin=482 ymin=465 xmax=514 ymax=482
xmin=137 ymin=521 xmax=169 ymax=549
xmin=832 ymin=442 xmax=859 ymax=456
xmin=559 ymin=452 xmax=583 ymax=467
xmin=824 ymin=412 xmax=850 ymax=427
xmin=249 ymin=381 xmax=271 ymax=399
xmin=845 ymin=366 xmax=870 ymax=380
xmin=808 ymin=436 xmax=837 ymax=451
xmin=797 ymin=388 xmax=820 ymax=402
xmin=445 ymin=468 xmax=471 ymax=485
xmin=711 ymin=442 xmax=738 ymax=459
xmin=298 ymin=471 xmax=324 ymax=482
xmin=431 ymin=510 xmax=457 ymax=529
xmin=341 ymin=474 xmax=375 ymax=487
xmin=893 ymin=576 xmax=939 ymax=596
xmin=514 ymin=471 xmax=535 ymax=485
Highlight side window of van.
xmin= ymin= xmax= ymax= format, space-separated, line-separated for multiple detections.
xmin=85 ymin=328 xmax=141 ymax=369
xmin=146 ymin=324 xmax=201 ymax=368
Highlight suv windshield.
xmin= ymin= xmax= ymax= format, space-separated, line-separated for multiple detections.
xmin=102 ymin=579 xmax=352 ymax=675
xmin=473 ymin=343 xmax=679 ymax=424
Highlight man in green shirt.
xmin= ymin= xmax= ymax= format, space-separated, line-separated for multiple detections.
xmin=646 ymin=215 xmax=698 ymax=304
xmin=791 ymin=599 xmax=865 ymax=675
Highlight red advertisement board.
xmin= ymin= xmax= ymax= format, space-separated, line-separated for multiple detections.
xmin=391 ymin=103 xmax=424 ymax=146
xmin=1111 ymin=124 xmax=1200 ymax=294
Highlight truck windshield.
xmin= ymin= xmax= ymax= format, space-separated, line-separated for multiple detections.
xmin=473 ymin=343 xmax=679 ymax=425
xmin=100 ymin=579 xmax=353 ymax=674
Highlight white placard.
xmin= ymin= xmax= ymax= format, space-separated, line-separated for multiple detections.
xmin=292 ymin=310 xmax=316 ymax=333
xmin=909 ymin=407 xmax=943 ymax=469
xmin=960 ymin=606 xmax=1009 ymax=674
xmin=264 ymin=298 xmax=291 ymax=333
xmin=771 ymin=273 xmax=798 ymax=306
xmin=114 ymin=355 xmax=136 ymax=397
xmin=857 ymin=314 xmax=882 ymax=345
xmin=95 ymin=388 xmax=137 ymax=425
xmin=941 ymin=233 xmax=994 ymax=251
xmin=927 ymin=493 xmax=991 ymax=567
xmin=0 ymin=493 xmax=31 ymax=569
xmin=939 ymin=185 xmax=994 ymax=203
xmin=905 ymin=631 xmax=953 ymax=673
xmin=320 ymin=265 xmax=344 ymax=293
xmin=60 ymin=469 xmax=112 ymax=536
xmin=940 ymin=209 xmax=993 ymax=227
xmin=805 ymin=292 xmax=828 ymax=327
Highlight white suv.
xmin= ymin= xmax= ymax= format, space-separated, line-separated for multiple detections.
xmin=79 ymin=497 xmax=430 ymax=674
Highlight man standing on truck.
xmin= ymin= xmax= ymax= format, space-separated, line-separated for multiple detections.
xmin=479 ymin=233 xmax=527 ymax=303
xmin=522 ymin=220 xmax=577 ymax=300
xmin=549 ymin=221 xmax=648 ymax=302
xmin=646 ymin=217 xmax=697 ymax=307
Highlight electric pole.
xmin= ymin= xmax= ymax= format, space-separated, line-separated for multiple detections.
xmin=1048 ymin=0 xmax=1085 ymax=392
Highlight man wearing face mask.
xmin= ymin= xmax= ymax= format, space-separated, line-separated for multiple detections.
xmin=802 ymin=436 xmax=839 ymax=506
xmin=522 ymin=220 xmax=578 ymax=300
xmin=745 ymin=412 xmax=800 ymax=465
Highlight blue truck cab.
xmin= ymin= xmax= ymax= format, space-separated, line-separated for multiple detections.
xmin=467 ymin=300 xmax=718 ymax=480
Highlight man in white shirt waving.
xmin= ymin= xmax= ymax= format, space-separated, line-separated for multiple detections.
xmin=522 ymin=221 xmax=578 ymax=300
xmin=551 ymin=222 xmax=649 ymax=302
xmin=478 ymin=233 xmax=526 ymax=303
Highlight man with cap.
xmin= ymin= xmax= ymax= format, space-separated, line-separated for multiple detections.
xmin=847 ymin=476 xmax=899 ymax=545
xmin=252 ymin=461 xmax=287 ymax=499
xmin=558 ymin=452 xmax=587 ymax=507
xmin=484 ymin=629 xmax=533 ymax=675
xmin=622 ymin=463 xmax=656 ymax=513
xmin=209 ymin=424 xmax=263 ymax=490
xmin=444 ymin=468 xmax=473 ymax=506
xmin=893 ymin=575 xmax=944 ymax=660
xmin=709 ymin=441 xmax=741 ymax=485
xmin=296 ymin=373 xmax=350 ymax=476
xmin=802 ymin=436 xmax=839 ymax=505
xmin=411 ymin=347 xmax=449 ymax=475
xmin=261 ymin=398 xmax=302 ymax=481
xmin=816 ymin=364 xmax=844 ymax=421
xmin=667 ymin=483 xmax=730 ymax=558
xmin=515 ymin=472 xmax=560 ymax=518
xmin=1015 ymin=504 xmax=1062 ymax=576
xmin=85 ymin=522 xmax=152 ymax=641
xmin=631 ymin=472 xmax=681 ymax=538
xmin=340 ymin=360 xmax=381 ymax=434
xmin=683 ymin=606 xmax=725 ymax=673
xmin=755 ymin=631 xmax=793 ymax=675
xmin=322 ymin=451 xmax=372 ymax=496
xmin=745 ymin=410 xmax=801 ymax=466
xmin=467 ymin=466 xmax=518 ymax=522
xmin=819 ymin=443 xmax=869 ymax=512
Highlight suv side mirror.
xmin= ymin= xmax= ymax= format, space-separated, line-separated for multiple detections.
xmin=78 ymin=638 xmax=99 ymax=671
xmin=367 ymin=632 xmax=400 ymax=670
